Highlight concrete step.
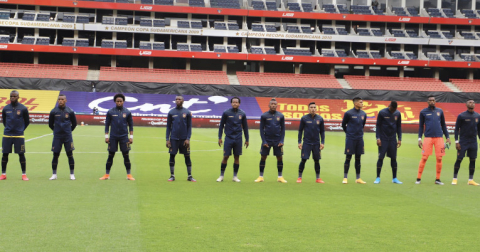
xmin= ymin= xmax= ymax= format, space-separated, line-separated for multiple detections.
xmin=337 ymin=78 xmax=352 ymax=89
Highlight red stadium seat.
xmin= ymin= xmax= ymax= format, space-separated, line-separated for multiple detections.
xmin=236 ymin=72 xmax=342 ymax=88
xmin=344 ymin=75 xmax=453 ymax=92
xmin=99 ymin=67 xmax=229 ymax=85
xmin=450 ymin=79 xmax=480 ymax=93
xmin=0 ymin=63 xmax=88 ymax=80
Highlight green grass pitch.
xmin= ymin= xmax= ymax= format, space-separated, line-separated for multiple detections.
xmin=1 ymin=124 xmax=480 ymax=251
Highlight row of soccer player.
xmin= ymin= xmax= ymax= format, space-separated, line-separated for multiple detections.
xmin=2 ymin=91 xmax=479 ymax=185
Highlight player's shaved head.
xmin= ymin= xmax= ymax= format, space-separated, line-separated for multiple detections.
xmin=10 ymin=90 xmax=18 ymax=95
xmin=269 ymin=98 xmax=277 ymax=112
xmin=10 ymin=90 xmax=19 ymax=104
xmin=175 ymin=95 xmax=184 ymax=108
xmin=352 ymin=97 xmax=362 ymax=103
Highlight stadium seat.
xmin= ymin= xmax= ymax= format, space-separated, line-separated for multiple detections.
xmin=405 ymin=52 xmax=417 ymax=60
xmin=22 ymin=12 xmax=36 ymax=21
xmin=189 ymin=0 xmax=205 ymax=7
xmin=427 ymin=53 xmax=441 ymax=61
xmin=154 ymin=0 xmax=174 ymax=5
xmin=407 ymin=7 xmax=419 ymax=16
xmin=265 ymin=1 xmax=277 ymax=11
xmin=336 ymin=50 xmax=347 ymax=57
xmin=357 ymin=29 xmax=372 ymax=36
xmin=460 ymin=54 xmax=476 ymax=61
xmin=36 ymin=13 xmax=50 ymax=21
xmin=264 ymin=46 xmax=276 ymax=54
xmin=336 ymin=27 xmax=348 ymax=35
xmin=252 ymin=24 xmax=265 ymax=32
xmin=323 ymin=27 xmax=336 ymax=35
xmin=265 ymin=24 xmax=276 ymax=32
xmin=236 ymin=72 xmax=342 ymax=88
xmin=102 ymin=16 xmax=115 ymax=25
xmin=250 ymin=46 xmax=264 ymax=54
xmin=101 ymin=40 xmax=114 ymax=48
xmin=391 ymin=52 xmax=406 ymax=59
xmin=0 ymin=63 xmax=88 ymax=80
xmin=227 ymin=22 xmax=239 ymax=30
xmin=252 ymin=0 xmax=265 ymax=10
xmin=21 ymin=36 xmax=35 ymax=45
xmin=287 ymin=3 xmax=301 ymax=12
xmin=211 ymin=0 xmax=241 ymax=9
xmin=451 ymin=79 xmax=480 ymax=92
xmin=441 ymin=53 xmax=453 ymax=61
xmin=139 ymin=41 xmax=152 ymax=50
xmin=442 ymin=31 xmax=453 ymax=39
xmin=337 ymin=4 xmax=349 ymax=14
xmin=191 ymin=21 xmax=202 ymax=29
xmin=461 ymin=32 xmax=476 ymax=40
xmin=153 ymin=19 xmax=166 ymax=27
xmin=392 ymin=29 xmax=406 ymax=37
xmin=214 ymin=22 xmax=227 ymax=30
xmin=99 ymin=67 xmax=229 ymax=85
xmin=287 ymin=26 xmax=300 ymax=33
xmin=115 ymin=40 xmax=128 ymax=49
xmin=428 ymin=8 xmax=443 ymax=18
xmin=190 ymin=44 xmax=203 ymax=52
xmin=76 ymin=15 xmax=90 ymax=23
xmin=356 ymin=51 xmax=370 ymax=59
xmin=345 ymin=75 xmax=452 ymax=92
xmin=140 ymin=18 xmax=153 ymax=27
xmin=284 ymin=47 xmax=311 ymax=56
xmin=370 ymin=51 xmax=382 ymax=59
xmin=153 ymin=42 xmax=165 ymax=50
xmin=177 ymin=43 xmax=190 ymax=51
xmin=302 ymin=3 xmax=313 ymax=12
xmin=323 ymin=4 xmax=337 ymax=13
xmin=214 ymin=45 xmax=226 ymax=53
xmin=35 ymin=37 xmax=50 ymax=45
xmin=301 ymin=26 xmax=312 ymax=34
xmin=442 ymin=9 xmax=455 ymax=18
xmin=227 ymin=45 xmax=239 ymax=53
xmin=62 ymin=38 xmax=75 ymax=47
xmin=115 ymin=17 xmax=128 ymax=26
xmin=462 ymin=9 xmax=478 ymax=18
xmin=371 ymin=29 xmax=383 ymax=36
xmin=63 ymin=14 xmax=75 ymax=23
xmin=427 ymin=31 xmax=442 ymax=39
xmin=0 ymin=35 xmax=10 ymax=44
xmin=178 ymin=21 xmax=190 ymax=29
xmin=392 ymin=7 xmax=407 ymax=16
xmin=75 ymin=39 xmax=89 ymax=47
xmin=406 ymin=30 xmax=418 ymax=38
xmin=321 ymin=49 xmax=335 ymax=57
xmin=0 ymin=11 xmax=10 ymax=20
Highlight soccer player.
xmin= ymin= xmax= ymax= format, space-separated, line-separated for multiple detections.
xmin=217 ymin=97 xmax=249 ymax=182
xmin=100 ymin=93 xmax=135 ymax=180
xmin=255 ymin=98 xmax=286 ymax=183
xmin=297 ymin=102 xmax=325 ymax=183
xmin=166 ymin=95 xmax=196 ymax=182
xmin=452 ymin=99 xmax=480 ymax=186
xmin=417 ymin=95 xmax=451 ymax=185
xmin=374 ymin=101 xmax=402 ymax=184
xmin=48 ymin=94 xmax=77 ymax=180
xmin=0 ymin=90 xmax=29 ymax=181
xmin=342 ymin=97 xmax=367 ymax=184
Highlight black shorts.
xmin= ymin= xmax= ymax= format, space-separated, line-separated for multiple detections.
xmin=169 ymin=139 xmax=190 ymax=155
xmin=378 ymin=139 xmax=397 ymax=159
xmin=301 ymin=143 xmax=321 ymax=160
xmin=260 ymin=142 xmax=283 ymax=156
xmin=224 ymin=138 xmax=242 ymax=156
xmin=108 ymin=136 xmax=131 ymax=153
xmin=2 ymin=137 xmax=25 ymax=154
xmin=345 ymin=138 xmax=364 ymax=155
xmin=52 ymin=135 xmax=75 ymax=153
xmin=457 ymin=142 xmax=478 ymax=159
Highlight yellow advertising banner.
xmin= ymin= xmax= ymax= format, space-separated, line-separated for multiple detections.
xmin=0 ymin=89 xmax=60 ymax=113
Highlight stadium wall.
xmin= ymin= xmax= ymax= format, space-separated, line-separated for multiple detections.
xmin=0 ymin=88 xmax=467 ymax=135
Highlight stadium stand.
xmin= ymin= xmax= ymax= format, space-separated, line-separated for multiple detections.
xmin=302 ymin=3 xmax=313 ymax=12
xmin=251 ymin=0 xmax=265 ymax=10
xmin=356 ymin=50 xmax=371 ymax=59
xmin=323 ymin=4 xmax=336 ymax=13
xmin=370 ymin=51 xmax=382 ymax=59
xmin=450 ymin=79 xmax=480 ymax=92
xmin=265 ymin=1 xmax=277 ymax=11
xmin=286 ymin=2 xmax=301 ymax=12
xmin=284 ymin=47 xmax=311 ymax=56
xmin=0 ymin=63 xmax=88 ymax=80
xmin=210 ymin=0 xmax=241 ymax=9
xmin=236 ymin=72 xmax=342 ymax=88
xmin=252 ymin=24 xmax=265 ymax=32
xmin=406 ymin=30 xmax=418 ymax=37
xmin=462 ymin=9 xmax=478 ymax=18
xmin=392 ymin=29 xmax=406 ymax=37
xmin=189 ymin=0 xmax=205 ymax=7
xmin=351 ymin=5 xmax=373 ymax=15
xmin=392 ymin=7 xmax=407 ymax=16
xmin=99 ymin=67 xmax=229 ymax=84
xmin=460 ymin=54 xmax=476 ymax=61
xmin=337 ymin=4 xmax=349 ymax=14
xmin=344 ymin=75 xmax=452 ymax=92
xmin=250 ymin=46 xmax=264 ymax=54
xmin=406 ymin=7 xmax=419 ymax=16
xmin=264 ymin=46 xmax=276 ymax=54
xmin=427 ymin=8 xmax=444 ymax=17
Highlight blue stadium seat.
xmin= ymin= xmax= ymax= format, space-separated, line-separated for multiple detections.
xmin=284 ymin=48 xmax=311 ymax=56
xmin=177 ymin=43 xmax=190 ymax=51
xmin=287 ymin=26 xmax=300 ymax=33
xmin=22 ymin=13 xmax=36 ymax=21
xmin=252 ymin=0 xmax=265 ymax=10
xmin=357 ymin=28 xmax=372 ymax=36
xmin=357 ymin=51 xmax=370 ymax=58
xmin=407 ymin=7 xmax=419 ymax=16
xmin=0 ymin=11 xmax=10 ymax=20
xmin=321 ymin=49 xmax=335 ymax=57
xmin=302 ymin=3 xmax=313 ymax=12
xmin=371 ymin=29 xmax=382 ymax=36
xmin=189 ymin=0 xmax=205 ymax=7
xmin=115 ymin=17 xmax=128 ymax=25
xmin=250 ymin=47 xmax=264 ymax=54
xmin=392 ymin=7 xmax=407 ymax=16
xmin=227 ymin=45 xmax=239 ymax=53
xmin=228 ymin=22 xmax=239 ymax=30
xmin=214 ymin=22 xmax=227 ymax=30
xmin=101 ymin=40 xmax=114 ymax=48
xmin=265 ymin=1 xmax=277 ymax=11
xmin=140 ymin=18 xmax=152 ymax=27
xmin=191 ymin=21 xmax=202 ymax=29
xmin=154 ymin=0 xmax=174 ymax=5
xmin=141 ymin=0 xmax=153 ymax=3
xmin=323 ymin=27 xmax=336 ymax=35
xmin=36 ymin=13 xmax=50 ymax=21
xmin=252 ymin=24 xmax=265 ymax=32
xmin=442 ymin=9 xmax=455 ymax=18
xmin=392 ymin=30 xmax=406 ymax=37
xmin=406 ymin=52 xmax=417 ymax=60
xmin=190 ymin=44 xmax=203 ymax=52
xmin=153 ymin=19 xmax=165 ymax=27
xmin=301 ymin=26 xmax=312 ymax=34
xmin=428 ymin=8 xmax=443 ymax=17
xmin=337 ymin=5 xmax=349 ymax=14
xmin=460 ymin=54 xmax=475 ymax=61
xmin=287 ymin=3 xmax=301 ymax=12
xmin=153 ymin=42 xmax=165 ymax=50
xmin=75 ymin=39 xmax=89 ymax=47
xmin=36 ymin=37 xmax=50 ymax=45
xmin=442 ymin=54 xmax=453 ymax=61
xmin=391 ymin=52 xmax=405 ymax=59
xmin=0 ymin=35 xmax=10 ymax=44
xmin=115 ymin=40 xmax=128 ymax=49
xmin=442 ymin=31 xmax=453 ymax=39
xmin=370 ymin=51 xmax=382 ymax=58
xmin=462 ymin=9 xmax=478 ymax=18
xmin=336 ymin=27 xmax=348 ymax=35
xmin=21 ymin=36 xmax=35 ymax=45
xmin=214 ymin=45 xmax=226 ymax=52
xmin=336 ymin=50 xmax=347 ymax=57
xmin=428 ymin=53 xmax=440 ymax=60
xmin=406 ymin=30 xmax=418 ymax=37
xmin=264 ymin=47 xmax=276 ymax=54
xmin=211 ymin=0 xmax=241 ymax=9
xmin=62 ymin=38 xmax=75 ymax=46
xmin=178 ymin=21 xmax=190 ymax=28
xmin=427 ymin=31 xmax=442 ymax=38
xmin=102 ymin=16 xmax=115 ymax=25
xmin=139 ymin=41 xmax=152 ymax=49
xmin=63 ymin=14 xmax=75 ymax=23
xmin=76 ymin=15 xmax=90 ymax=23
xmin=265 ymin=25 xmax=276 ymax=32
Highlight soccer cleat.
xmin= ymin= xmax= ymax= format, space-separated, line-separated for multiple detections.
xmin=342 ymin=178 xmax=348 ymax=184
xmin=99 ymin=174 xmax=110 ymax=180
xmin=70 ymin=174 xmax=76 ymax=180
xmin=435 ymin=180 xmax=444 ymax=185
xmin=468 ymin=180 xmax=479 ymax=186
xmin=277 ymin=177 xmax=287 ymax=183
xmin=315 ymin=178 xmax=325 ymax=184
xmin=392 ymin=178 xmax=403 ymax=184
xmin=355 ymin=178 xmax=367 ymax=184
xmin=232 ymin=176 xmax=241 ymax=182
xmin=126 ymin=174 xmax=135 ymax=180
xmin=374 ymin=177 xmax=380 ymax=184
xmin=415 ymin=179 xmax=421 ymax=184
xmin=0 ymin=174 xmax=7 ymax=180
xmin=167 ymin=176 xmax=175 ymax=182
xmin=254 ymin=176 xmax=264 ymax=183
xmin=296 ymin=178 xmax=302 ymax=183
xmin=451 ymin=178 xmax=458 ymax=185
xmin=187 ymin=176 xmax=196 ymax=182
xmin=216 ymin=176 xmax=224 ymax=182
xmin=49 ymin=174 xmax=57 ymax=180
xmin=21 ymin=175 xmax=29 ymax=181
